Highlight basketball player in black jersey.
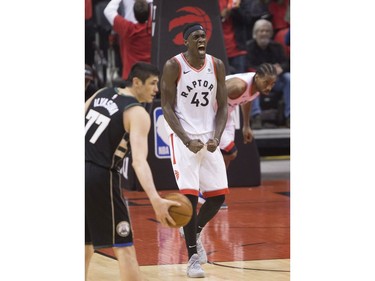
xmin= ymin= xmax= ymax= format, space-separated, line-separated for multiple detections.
xmin=85 ymin=62 xmax=180 ymax=281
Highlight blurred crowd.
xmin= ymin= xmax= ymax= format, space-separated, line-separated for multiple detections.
xmin=85 ymin=0 xmax=290 ymax=129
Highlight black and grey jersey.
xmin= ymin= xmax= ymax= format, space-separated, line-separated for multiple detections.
xmin=85 ymin=87 xmax=141 ymax=171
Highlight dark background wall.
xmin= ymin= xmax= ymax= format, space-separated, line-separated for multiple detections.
xmin=151 ymin=0 xmax=230 ymax=75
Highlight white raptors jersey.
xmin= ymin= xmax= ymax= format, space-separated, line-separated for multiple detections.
xmin=225 ymin=72 xmax=259 ymax=115
xmin=173 ymin=53 xmax=217 ymax=134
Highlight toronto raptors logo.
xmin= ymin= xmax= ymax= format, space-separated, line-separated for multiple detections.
xmin=174 ymin=170 xmax=180 ymax=180
xmin=168 ymin=6 xmax=212 ymax=46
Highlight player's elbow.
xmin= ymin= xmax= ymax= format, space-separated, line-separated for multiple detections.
xmin=131 ymin=157 xmax=147 ymax=172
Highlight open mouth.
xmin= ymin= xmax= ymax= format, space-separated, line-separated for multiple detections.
xmin=198 ymin=45 xmax=206 ymax=53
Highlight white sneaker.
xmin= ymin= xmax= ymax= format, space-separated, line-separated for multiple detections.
xmin=196 ymin=233 xmax=207 ymax=264
xmin=180 ymin=228 xmax=207 ymax=264
xmin=187 ymin=254 xmax=205 ymax=278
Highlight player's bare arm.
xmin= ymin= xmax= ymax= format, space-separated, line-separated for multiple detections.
xmin=240 ymin=101 xmax=253 ymax=143
xmin=213 ymin=58 xmax=228 ymax=140
xmin=161 ymin=59 xmax=187 ymax=142
xmin=124 ymin=106 xmax=179 ymax=226
xmin=226 ymin=77 xmax=246 ymax=100
xmin=161 ymin=59 xmax=204 ymax=153
xmin=206 ymin=58 xmax=228 ymax=153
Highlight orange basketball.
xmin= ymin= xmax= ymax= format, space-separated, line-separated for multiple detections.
xmin=163 ymin=193 xmax=193 ymax=228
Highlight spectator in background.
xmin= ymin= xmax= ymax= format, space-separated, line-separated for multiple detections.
xmin=104 ymin=0 xmax=151 ymax=80
xmin=266 ymin=0 xmax=289 ymax=34
xmin=121 ymin=0 xmax=153 ymax=23
xmin=85 ymin=0 xmax=95 ymax=66
xmin=269 ymin=0 xmax=290 ymax=58
xmin=245 ymin=0 xmax=272 ymax=41
xmin=284 ymin=27 xmax=290 ymax=46
xmin=85 ymin=64 xmax=94 ymax=91
xmin=85 ymin=64 xmax=99 ymax=101
xmin=219 ymin=0 xmax=253 ymax=74
xmin=246 ymin=19 xmax=290 ymax=128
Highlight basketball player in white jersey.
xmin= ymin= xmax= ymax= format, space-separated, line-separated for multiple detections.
xmin=161 ymin=23 xmax=228 ymax=278
xmin=197 ymin=63 xmax=277 ymax=209
xmin=221 ymin=63 xmax=277 ymax=168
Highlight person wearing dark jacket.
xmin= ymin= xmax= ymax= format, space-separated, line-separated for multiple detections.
xmin=246 ymin=19 xmax=290 ymax=128
xmin=219 ymin=0 xmax=253 ymax=74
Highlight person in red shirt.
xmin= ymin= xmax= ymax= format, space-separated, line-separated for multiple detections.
xmin=104 ymin=0 xmax=151 ymax=80
xmin=219 ymin=0 xmax=252 ymax=74
xmin=267 ymin=0 xmax=290 ymax=34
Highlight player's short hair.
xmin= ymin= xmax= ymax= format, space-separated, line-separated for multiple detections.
xmin=127 ymin=62 xmax=160 ymax=84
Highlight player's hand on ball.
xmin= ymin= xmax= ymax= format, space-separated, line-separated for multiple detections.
xmin=151 ymin=197 xmax=180 ymax=227
xmin=163 ymin=193 xmax=193 ymax=228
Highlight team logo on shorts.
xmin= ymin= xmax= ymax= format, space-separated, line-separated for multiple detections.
xmin=174 ymin=170 xmax=179 ymax=180
xmin=116 ymin=221 xmax=130 ymax=237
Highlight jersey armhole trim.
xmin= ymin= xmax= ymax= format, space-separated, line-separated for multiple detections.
xmin=173 ymin=56 xmax=182 ymax=84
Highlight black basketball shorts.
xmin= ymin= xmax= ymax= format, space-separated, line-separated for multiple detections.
xmin=85 ymin=162 xmax=133 ymax=249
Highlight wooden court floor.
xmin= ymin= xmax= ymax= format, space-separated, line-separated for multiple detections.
xmin=88 ymin=180 xmax=290 ymax=280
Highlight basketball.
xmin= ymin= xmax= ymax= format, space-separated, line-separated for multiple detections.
xmin=163 ymin=193 xmax=193 ymax=228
